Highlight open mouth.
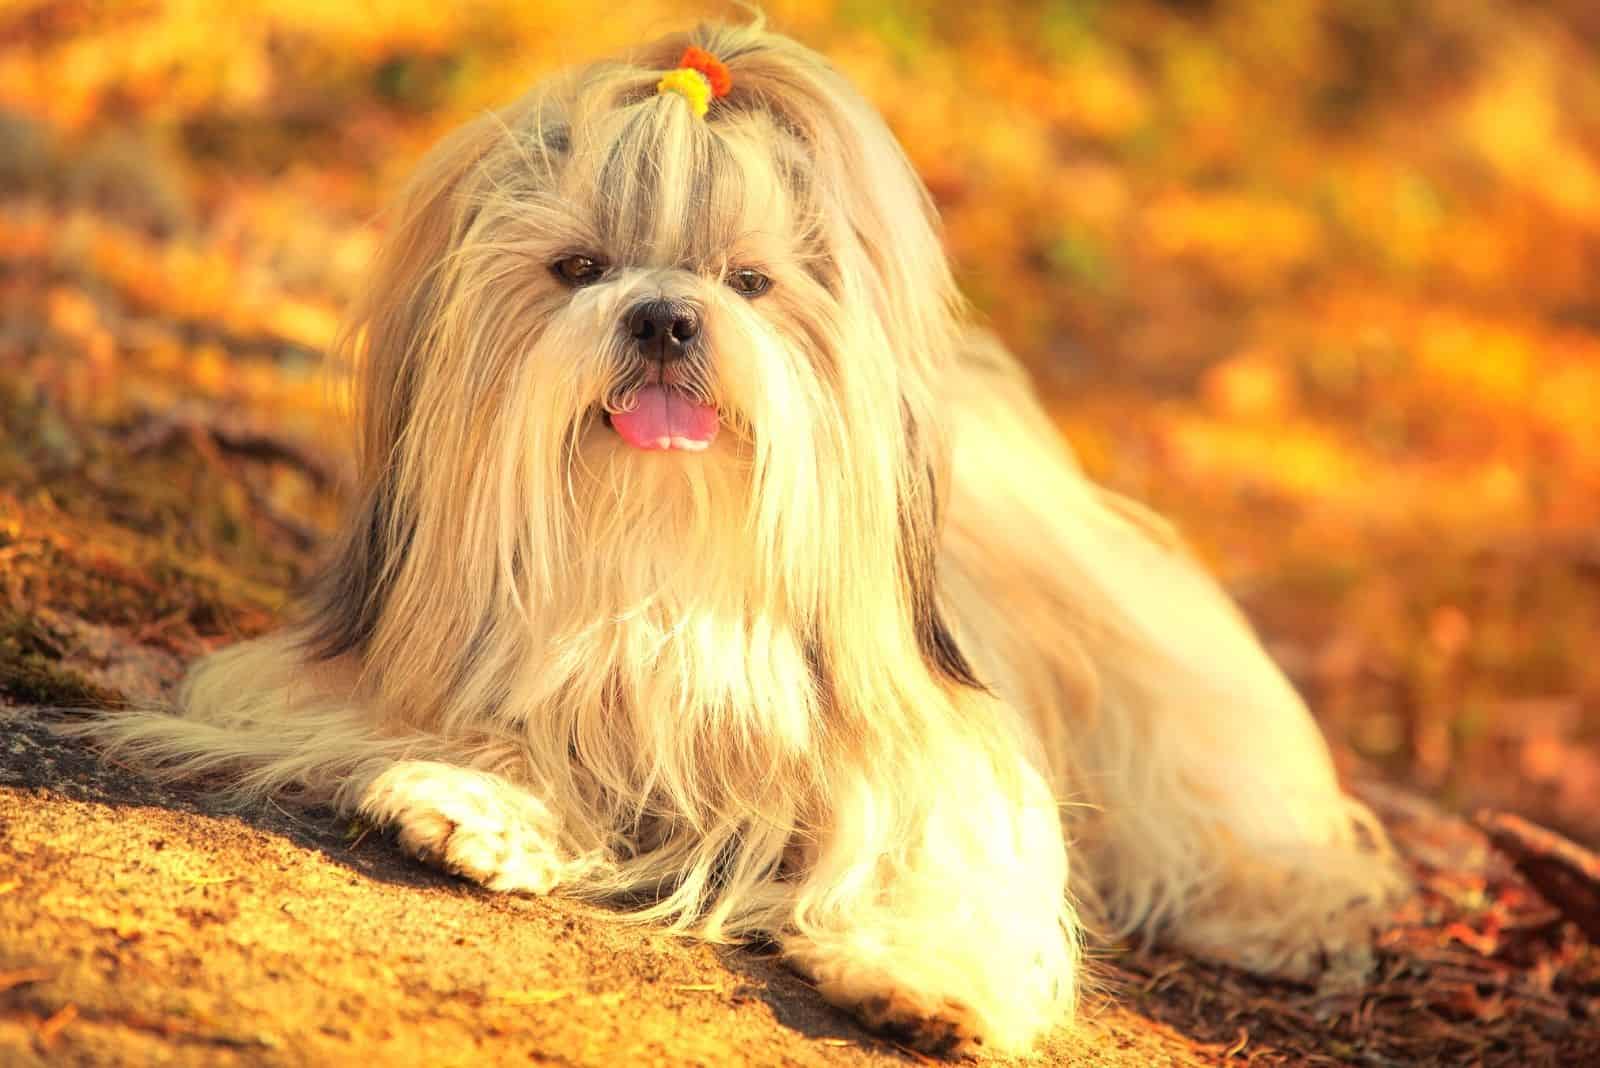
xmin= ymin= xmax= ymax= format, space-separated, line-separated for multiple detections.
xmin=605 ymin=384 xmax=720 ymax=452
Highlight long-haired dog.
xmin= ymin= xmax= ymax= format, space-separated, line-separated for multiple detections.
xmin=79 ymin=22 xmax=1401 ymax=1056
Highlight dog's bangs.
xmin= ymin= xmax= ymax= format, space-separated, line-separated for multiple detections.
xmin=568 ymin=82 xmax=773 ymax=268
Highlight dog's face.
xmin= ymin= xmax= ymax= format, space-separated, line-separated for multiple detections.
xmin=469 ymin=90 xmax=809 ymax=462
xmin=306 ymin=27 xmax=979 ymax=697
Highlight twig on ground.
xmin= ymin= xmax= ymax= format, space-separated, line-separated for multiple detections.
xmin=1473 ymin=809 xmax=1600 ymax=943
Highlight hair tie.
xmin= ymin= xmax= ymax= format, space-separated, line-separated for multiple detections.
xmin=656 ymin=47 xmax=732 ymax=118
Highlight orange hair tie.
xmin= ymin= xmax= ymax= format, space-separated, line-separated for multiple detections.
xmin=657 ymin=47 xmax=733 ymax=118
xmin=678 ymin=47 xmax=732 ymax=99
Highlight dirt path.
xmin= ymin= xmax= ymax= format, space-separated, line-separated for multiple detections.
xmin=4 ymin=704 xmax=1596 ymax=1067
xmin=0 ymin=706 xmax=1208 ymax=1067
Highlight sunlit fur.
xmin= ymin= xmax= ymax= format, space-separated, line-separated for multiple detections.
xmin=76 ymin=22 xmax=1402 ymax=1055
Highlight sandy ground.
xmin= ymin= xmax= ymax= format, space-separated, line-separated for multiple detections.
xmin=1 ymin=704 xmax=1218 ymax=1068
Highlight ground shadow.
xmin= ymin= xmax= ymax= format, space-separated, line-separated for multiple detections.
xmin=6 ymin=703 xmax=928 ymax=1062
xmin=7 ymin=704 xmax=483 ymax=895
xmin=710 ymin=944 xmax=927 ymax=1063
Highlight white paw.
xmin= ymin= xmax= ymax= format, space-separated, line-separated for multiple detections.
xmin=807 ymin=963 xmax=986 ymax=1057
xmin=784 ymin=928 xmax=1069 ymax=1056
xmin=357 ymin=761 xmax=579 ymax=894
xmin=1178 ymin=904 xmax=1381 ymax=986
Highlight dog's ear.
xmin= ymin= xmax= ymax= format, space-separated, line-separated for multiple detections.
xmin=342 ymin=113 xmax=505 ymax=480
xmin=297 ymin=467 xmax=408 ymax=659
xmin=298 ymin=114 xmax=502 ymax=659
xmin=899 ymin=434 xmax=985 ymax=691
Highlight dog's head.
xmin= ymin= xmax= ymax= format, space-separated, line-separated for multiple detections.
xmin=305 ymin=22 xmax=977 ymax=692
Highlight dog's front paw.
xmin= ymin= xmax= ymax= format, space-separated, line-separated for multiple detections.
xmin=358 ymin=761 xmax=579 ymax=894
xmin=846 ymin=983 xmax=985 ymax=1057
xmin=783 ymin=929 xmax=1067 ymax=1058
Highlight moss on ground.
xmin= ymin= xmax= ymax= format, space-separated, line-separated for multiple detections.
xmin=0 ymin=614 xmax=123 ymax=708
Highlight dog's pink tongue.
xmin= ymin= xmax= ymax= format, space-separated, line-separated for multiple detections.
xmin=611 ymin=385 xmax=719 ymax=452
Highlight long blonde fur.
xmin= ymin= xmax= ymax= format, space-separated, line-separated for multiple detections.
xmin=74 ymin=21 xmax=1399 ymax=1055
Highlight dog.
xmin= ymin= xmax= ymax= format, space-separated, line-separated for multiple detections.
xmin=79 ymin=22 xmax=1402 ymax=1056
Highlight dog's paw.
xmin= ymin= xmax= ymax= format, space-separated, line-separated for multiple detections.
xmin=1169 ymin=856 xmax=1402 ymax=988
xmin=1178 ymin=902 xmax=1380 ymax=987
xmin=358 ymin=761 xmax=578 ymax=894
xmin=853 ymin=987 xmax=985 ymax=1058
xmin=786 ymin=949 xmax=990 ymax=1058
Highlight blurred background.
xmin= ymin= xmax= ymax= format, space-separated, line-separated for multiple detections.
xmin=1 ymin=1 xmax=1597 ymax=843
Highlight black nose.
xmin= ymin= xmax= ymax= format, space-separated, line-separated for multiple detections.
xmin=626 ymin=299 xmax=700 ymax=361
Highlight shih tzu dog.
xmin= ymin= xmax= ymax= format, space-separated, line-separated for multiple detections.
xmin=82 ymin=22 xmax=1402 ymax=1056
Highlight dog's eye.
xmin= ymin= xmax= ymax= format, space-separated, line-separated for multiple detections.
xmin=726 ymin=268 xmax=771 ymax=298
xmin=551 ymin=254 xmax=608 ymax=287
